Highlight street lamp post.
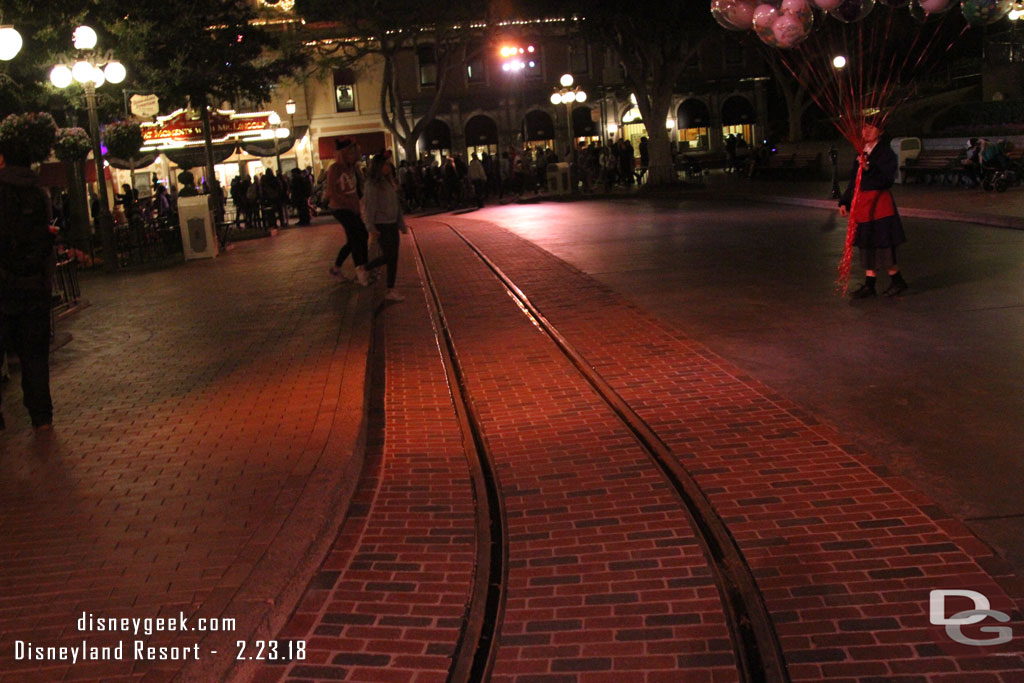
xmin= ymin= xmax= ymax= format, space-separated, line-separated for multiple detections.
xmin=551 ymin=74 xmax=587 ymax=192
xmin=50 ymin=26 xmax=126 ymax=271
xmin=268 ymin=111 xmax=283 ymax=173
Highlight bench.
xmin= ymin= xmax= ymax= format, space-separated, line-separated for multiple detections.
xmin=901 ymin=149 xmax=966 ymax=185
xmin=751 ymin=152 xmax=823 ymax=180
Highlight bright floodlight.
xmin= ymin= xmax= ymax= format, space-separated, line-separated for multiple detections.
xmin=550 ymin=93 xmax=561 ymax=105
xmin=73 ymin=25 xmax=98 ymax=50
xmin=833 ymin=55 xmax=847 ymax=69
xmin=666 ymin=118 xmax=675 ymax=129
xmin=607 ymin=123 xmax=618 ymax=134
xmin=72 ymin=60 xmax=95 ymax=83
xmin=576 ymin=90 xmax=587 ymax=103
xmin=104 ymin=61 xmax=126 ymax=84
xmin=285 ymin=98 xmax=296 ymax=115
xmin=0 ymin=27 xmax=23 ymax=61
xmin=502 ymin=63 xmax=510 ymax=72
xmin=1011 ymin=8 xmax=1022 ymax=19
xmin=49 ymin=64 xmax=73 ymax=88
xmin=560 ymin=73 xmax=574 ymax=87
xmin=268 ymin=111 xmax=281 ymax=126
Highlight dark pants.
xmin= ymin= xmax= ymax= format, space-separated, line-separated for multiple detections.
xmin=294 ymin=200 xmax=311 ymax=225
xmin=367 ymin=223 xmax=400 ymax=288
xmin=332 ymin=209 xmax=369 ymax=268
xmin=0 ymin=304 xmax=53 ymax=427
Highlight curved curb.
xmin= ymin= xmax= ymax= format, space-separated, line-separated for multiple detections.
xmin=175 ymin=288 xmax=376 ymax=683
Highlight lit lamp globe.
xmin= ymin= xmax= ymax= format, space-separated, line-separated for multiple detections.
xmin=576 ymin=90 xmax=587 ymax=103
xmin=0 ymin=26 xmax=23 ymax=61
xmin=833 ymin=55 xmax=847 ymax=69
xmin=559 ymin=73 xmax=574 ymax=88
xmin=91 ymin=65 xmax=105 ymax=87
xmin=285 ymin=99 xmax=296 ymax=115
xmin=550 ymin=93 xmax=561 ymax=105
xmin=561 ymin=91 xmax=576 ymax=104
xmin=104 ymin=61 xmax=126 ymax=84
xmin=276 ymin=127 xmax=290 ymax=138
xmin=73 ymin=25 xmax=98 ymax=50
xmin=666 ymin=118 xmax=675 ymax=129
xmin=72 ymin=60 xmax=95 ymax=83
xmin=268 ymin=111 xmax=282 ymax=126
xmin=49 ymin=64 xmax=74 ymax=88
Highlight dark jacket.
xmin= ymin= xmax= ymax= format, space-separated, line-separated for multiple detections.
xmin=0 ymin=165 xmax=54 ymax=311
xmin=839 ymin=141 xmax=898 ymax=209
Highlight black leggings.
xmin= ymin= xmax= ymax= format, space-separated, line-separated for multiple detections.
xmin=332 ymin=209 xmax=369 ymax=267
xmin=366 ymin=223 xmax=401 ymax=288
xmin=0 ymin=305 xmax=53 ymax=427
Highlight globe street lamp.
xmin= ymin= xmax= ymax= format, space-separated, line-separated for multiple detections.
xmin=50 ymin=25 xmax=126 ymax=271
xmin=0 ymin=24 xmax=23 ymax=61
xmin=551 ymin=73 xmax=586 ymax=155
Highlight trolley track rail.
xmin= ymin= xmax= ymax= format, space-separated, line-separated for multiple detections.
xmin=409 ymin=222 xmax=789 ymax=683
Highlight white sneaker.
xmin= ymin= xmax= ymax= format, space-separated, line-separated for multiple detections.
xmin=355 ymin=266 xmax=370 ymax=287
xmin=384 ymin=289 xmax=405 ymax=302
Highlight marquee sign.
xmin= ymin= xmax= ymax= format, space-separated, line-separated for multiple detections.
xmin=140 ymin=109 xmax=280 ymax=148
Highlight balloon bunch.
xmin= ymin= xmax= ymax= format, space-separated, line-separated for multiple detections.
xmin=712 ymin=0 xmax=1012 ymax=48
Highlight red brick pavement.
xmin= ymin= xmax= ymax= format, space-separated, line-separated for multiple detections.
xmin=435 ymin=216 xmax=1024 ymax=681
xmin=255 ymin=242 xmax=477 ymax=683
xmin=0 ymin=224 xmax=372 ymax=682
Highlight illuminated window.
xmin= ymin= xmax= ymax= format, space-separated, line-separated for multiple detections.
xmin=418 ymin=45 xmax=437 ymax=87
xmin=333 ymin=69 xmax=355 ymax=112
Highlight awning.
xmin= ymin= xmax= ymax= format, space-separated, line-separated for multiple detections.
xmin=522 ymin=110 xmax=555 ymax=142
xmin=106 ymin=153 xmax=160 ymax=170
xmin=677 ymin=99 xmax=710 ymax=128
xmin=240 ymin=125 xmax=308 ymax=158
xmin=419 ymin=119 xmax=452 ymax=151
xmin=464 ymin=115 xmax=498 ymax=146
xmin=318 ymin=132 xmax=388 ymax=161
xmin=572 ymin=106 xmax=597 ymax=137
xmin=38 ymin=160 xmax=111 ymax=187
xmin=721 ymin=96 xmax=755 ymax=126
xmin=164 ymin=144 xmax=237 ymax=169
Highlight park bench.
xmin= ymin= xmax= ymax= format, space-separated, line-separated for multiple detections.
xmin=901 ymin=149 xmax=966 ymax=185
xmin=751 ymin=151 xmax=823 ymax=180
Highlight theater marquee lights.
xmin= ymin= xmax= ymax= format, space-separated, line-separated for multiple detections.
xmin=138 ymin=108 xmax=289 ymax=151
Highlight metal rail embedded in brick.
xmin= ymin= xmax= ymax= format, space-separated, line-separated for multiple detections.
xmin=429 ymin=221 xmax=791 ymax=683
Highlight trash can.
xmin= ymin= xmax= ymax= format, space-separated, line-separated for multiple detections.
xmin=890 ymin=137 xmax=921 ymax=184
xmin=546 ymin=162 xmax=571 ymax=195
xmin=177 ymin=195 xmax=219 ymax=259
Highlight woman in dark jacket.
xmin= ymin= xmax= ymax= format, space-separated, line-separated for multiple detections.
xmin=838 ymin=123 xmax=908 ymax=298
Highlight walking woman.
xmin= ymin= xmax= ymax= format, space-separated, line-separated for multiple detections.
xmin=326 ymin=138 xmax=370 ymax=286
xmin=363 ymin=151 xmax=407 ymax=302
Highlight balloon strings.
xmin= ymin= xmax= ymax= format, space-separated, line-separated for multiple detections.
xmin=837 ymin=156 xmax=863 ymax=296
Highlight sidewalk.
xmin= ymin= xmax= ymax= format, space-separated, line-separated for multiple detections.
xmin=704 ymin=173 xmax=1024 ymax=230
xmin=0 ymin=220 xmax=374 ymax=682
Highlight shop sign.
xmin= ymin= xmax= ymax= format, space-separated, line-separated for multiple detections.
xmin=130 ymin=94 xmax=160 ymax=118
xmin=141 ymin=109 xmax=272 ymax=145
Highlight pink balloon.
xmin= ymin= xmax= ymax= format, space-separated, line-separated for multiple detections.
xmin=813 ymin=0 xmax=844 ymax=7
xmin=711 ymin=0 xmax=758 ymax=31
xmin=753 ymin=3 xmax=779 ymax=26
xmin=916 ymin=0 xmax=953 ymax=11
xmin=781 ymin=0 xmax=811 ymax=12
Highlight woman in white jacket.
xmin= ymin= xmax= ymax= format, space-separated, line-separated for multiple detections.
xmin=363 ymin=151 xmax=407 ymax=302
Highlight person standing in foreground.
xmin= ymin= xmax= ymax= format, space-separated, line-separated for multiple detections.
xmin=325 ymin=138 xmax=369 ymax=286
xmin=838 ymin=122 xmax=908 ymax=299
xmin=363 ymin=151 xmax=407 ymax=302
xmin=0 ymin=121 xmax=57 ymax=433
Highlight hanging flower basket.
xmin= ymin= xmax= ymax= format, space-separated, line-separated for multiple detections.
xmin=0 ymin=112 xmax=58 ymax=165
xmin=54 ymin=127 xmax=93 ymax=162
xmin=102 ymin=120 xmax=144 ymax=161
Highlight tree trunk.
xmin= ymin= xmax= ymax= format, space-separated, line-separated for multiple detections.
xmin=645 ymin=124 xmax=676 ymax=186
xmin=199 ymin=104 xmax=224 ymax=224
